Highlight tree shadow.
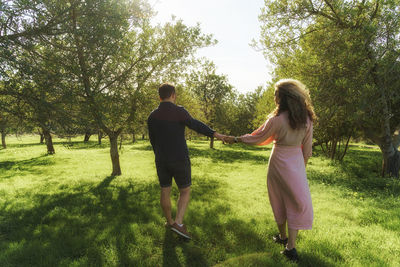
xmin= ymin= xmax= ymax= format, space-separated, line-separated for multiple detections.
xmin=61 ymin=141 xmax=109 ymax=150
xmin=309 ymin=146 xmax=400 ymax=232
xmin=299 ymin=253 xmax=337 ymax=267
xmin=0 ymin=154 xmax=55 ymax=179
xmin=0 ymin=171 xmax=279 ymax=266
xmin=132 ymin=144 xmax=153 ymax=151
xmin=162 ymin=229 xmax=209 ymax=267
xmin=161 ymin=205 xmax=269 ymax=267
xmin=298 ymin=239 xmax=344 ymax=267
xmin=132 ymin=142 xmax=272 ymax=161
xmin=0 ymin=175 xmax=161 ymax=266
xmin=6 ymin=140 xmax=110 ymax=150
xmin=0 ymin=173 xmax=255 ymax=266
xmin=160 ymin=176 xmax=271 ymax=267
xmin=6 ymin=142 xmax=45 ymax=148
xmin=188 ymin=147 xmax=268 ymax=164
xmin=309 ymin=146 xmax=400 ymax=197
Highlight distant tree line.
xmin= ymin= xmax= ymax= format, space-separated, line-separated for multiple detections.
xmin=1 ymin=0 xmax=399 ymax=178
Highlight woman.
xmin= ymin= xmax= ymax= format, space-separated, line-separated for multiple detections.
xmin=225 ymin=79 xmax=316 ymax=262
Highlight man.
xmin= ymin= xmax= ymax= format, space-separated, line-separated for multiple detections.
xmin=147 ymin=83 xmax=224 ymax=239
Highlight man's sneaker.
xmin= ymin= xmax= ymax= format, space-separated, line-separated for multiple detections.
xmin=171 ymin=223 xmax=191 ymax=239
xmin=281 ymin=247 xmax=299 ymax=262
xmin=273 ymin=234 xmax=288 ymax=245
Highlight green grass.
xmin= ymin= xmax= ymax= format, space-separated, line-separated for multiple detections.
xmin=0 ymin=135 xmax=400 ymax=266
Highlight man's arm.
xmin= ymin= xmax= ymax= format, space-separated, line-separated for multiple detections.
xmin=147 ymin=116 xmax=156 ymax=151
xmin=180 ymin=107 xmax=217 ymax=138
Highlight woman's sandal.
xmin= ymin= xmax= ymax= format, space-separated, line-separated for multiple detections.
xmin=281 ymin=247 xmax=299 ymax=262
xmin=272 ymin=234 xmax=288 ymax=245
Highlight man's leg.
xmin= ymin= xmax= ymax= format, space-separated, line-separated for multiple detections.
xmin=160 ymin=186 xmax=174 ymax=225
xmin=175 ymin=186 xmax=191 ymax=225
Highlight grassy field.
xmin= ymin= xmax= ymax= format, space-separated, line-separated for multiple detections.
xmin=0 ymin=135 xmax=400 ymax=267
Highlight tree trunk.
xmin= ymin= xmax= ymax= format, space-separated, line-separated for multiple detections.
xmin=84 ymin=132 xmax=91 ymax=142
xmin=339 ymin=135 xmax=352 ymax=161
xmin=132 ymin=133 xmax=136 ymax=143
xmin=330 ymin=139 xmax=337 ymax=160
xmin=109 ymin=133 xmax=121 ymax=176
xmin=42 ymin=128 xmax=55 ymax=154
xmin=210 ymin=136 xmax=214 ymax=149
xmin=98 ymin=131 xmax=103 ymax=145
xmin=380 ymin=143 xmax=400 ymax=178
xmin=1 ymin=130 xmax=6 ymax=149
xmin=119 ymin=134 xmax=123 ymax=150
xmin=370 ymin=61 xmax=399 ymax=177
xmin=379 ymin=97 xmax=399 ymax=177
xmin=38 ymin=129 xmax=45 ymax=144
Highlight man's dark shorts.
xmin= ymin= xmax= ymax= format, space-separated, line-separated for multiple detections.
xmin=155 ymin=160 xmax=191 ymax=188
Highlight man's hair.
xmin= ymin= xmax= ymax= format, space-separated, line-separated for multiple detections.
xmin=158 ymin=83 xmax=176 ymax=100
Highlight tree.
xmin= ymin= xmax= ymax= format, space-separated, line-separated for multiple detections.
xmin=1 ymin=0 xmax=77 ymax=154
xmin=0 ymin=43 xmax=76 ymax=154
xmin=0 ymin=0 xmax=70 ymax=43
xmin=0 ymin=93 xmax=33 ymax=149
xmin=61 ymin=0 xmax=213 ymax=175
xmin=187 ymin=61 xmax=233 ymax=148
xmin=253 ymin=84 xmax=275 ymax=128
xmin=215 ymin=87 xmax=264 ymax=136
xmin=0 ymin=112 xmax=8 ymax=148
xmin=258 ymin=0 xmax=400 ymax=176
xmin=2 ymin=0 xmax=213 ymax=174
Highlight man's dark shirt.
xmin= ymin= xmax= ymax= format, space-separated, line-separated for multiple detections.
xmin=147 ymin=102 xmax=215 ymax=162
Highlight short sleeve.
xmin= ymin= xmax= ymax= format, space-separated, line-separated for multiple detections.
xmin=240 ymin=116 xmax=277 ymax=145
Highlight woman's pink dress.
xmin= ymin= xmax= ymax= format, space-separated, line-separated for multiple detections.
xmin=240 ymin=111 xmax=313 ymax=230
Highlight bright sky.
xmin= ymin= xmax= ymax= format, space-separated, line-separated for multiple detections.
xmin=152 ymin=0 xmax=272 ymax=93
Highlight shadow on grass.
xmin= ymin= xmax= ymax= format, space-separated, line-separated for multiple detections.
xmin=132 ymin=142 xmax=269 ymax=164
xmin=5 ymin=142 xmax=45 ymax=148
xmin=162 ymin=198 xmax=268 ymax=266
xmin=189 ymin=147 xmax=268 ymax=164
xmin=0 ymin=175 xmax=161 ymax=266
xmin=5 ymin=140 xmax=109 ymax=150
xmin=214 ymin=251 xmax=335 ymax=267
xmin=162 ymin=230 xmax=208 ymax=267
xmin=131 ymin=144 xmax=153 ymax=151
xmin=1 ymin=172 xmax=333 ymax=267
xmin=0 ymin=154 xmax=55 ymax=179
xmin=309 ymin=146 xmax=400 ymax=231
xmin=1 ymin=174 xmax=274 ymax=266
xmin=309 ymin=146 xmax=400 ymax=197
xmin=61 ymin=141 xmax=109 ymax=150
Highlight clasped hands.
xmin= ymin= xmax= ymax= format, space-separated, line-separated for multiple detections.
xmin=213 ymin=132 xmax=237 ymax=144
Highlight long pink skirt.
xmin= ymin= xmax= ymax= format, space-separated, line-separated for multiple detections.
xmin=267 ymin=145 xmax=313 ymax=230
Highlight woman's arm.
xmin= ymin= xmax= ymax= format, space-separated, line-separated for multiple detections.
xmin=237 ymin=116 xmax=277 ymax=145
xmin=302 ymin=121 xmax=313 ymax=166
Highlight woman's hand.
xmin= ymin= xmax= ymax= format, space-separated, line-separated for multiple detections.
xmin=213 ymin=132 xmax=226 ymax=141
xmin=223 ymin=136 xmax=236 ymax=144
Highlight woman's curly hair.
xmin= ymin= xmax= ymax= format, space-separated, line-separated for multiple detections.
xmin=273 ymin=79 xmax=316 ymax=130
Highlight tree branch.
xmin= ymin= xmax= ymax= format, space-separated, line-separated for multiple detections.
xmin=323 ymin=0 xmax=343 ymax=23
xmin=370 ymin=0 xmax=380 ymax=21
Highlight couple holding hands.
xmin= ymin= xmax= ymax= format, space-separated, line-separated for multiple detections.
xmin=147 ymin=79 xmax=316 ymax=262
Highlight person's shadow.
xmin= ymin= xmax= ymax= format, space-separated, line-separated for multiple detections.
xmin=162 ymin=229 xmax=208 ymax=267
